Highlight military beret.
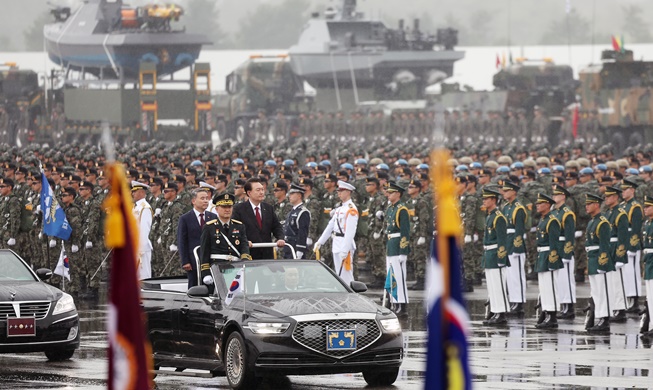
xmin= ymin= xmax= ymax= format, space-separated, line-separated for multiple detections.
xmin=409 ymin=179 xmax=421 ymax=187
xmin=299 ymin=177 xmax=314 ymax=187
xmin=16 ymin=166 xmax=28 ymax=175
xmin=184 ymin=167 xmax=197 ymax=175
xmin=220 ymin=168 xmax=232 ymax=176
xmin=455 ymin=175 xmax=468 ymax=184
xmin=79 ymin=181 xmax=94 ymax=190
xmin=239 ymin=171 xmax=252 ymax=179
xmin=63 ymin=186 xmax=76 ymax=197
xmin=258 ymin=169 xmax=270 ymax=176
xmin=273 ymin=181 xmax=288 ymax=191
xmin=174 ymin=174 xmax=186 ymax=183
xmin=138 ymin=173 xmax=150 ymax=182
xmin=325 ymin=173 xmax=337 ymax=181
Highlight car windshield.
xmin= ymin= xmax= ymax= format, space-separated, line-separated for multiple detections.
xmin=0 ymin=252 xmax=36 ymax=281
xmin=218 ymin=261 xmax=348 ymax=295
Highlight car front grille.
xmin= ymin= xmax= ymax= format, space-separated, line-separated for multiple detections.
xmin=292 ymin=318 xmax=381 ymax=359
xmin=0 ymin=302 xmax=52 ymax=320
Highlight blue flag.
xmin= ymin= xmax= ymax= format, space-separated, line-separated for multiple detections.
xmin=384 ymin=265 xmax=398 ymax=301
xmin=40 ymin=172 xmax=72 ymax=240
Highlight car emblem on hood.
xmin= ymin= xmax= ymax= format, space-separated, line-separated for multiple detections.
xmin=9 ymin=290 xmax=16 ymax=301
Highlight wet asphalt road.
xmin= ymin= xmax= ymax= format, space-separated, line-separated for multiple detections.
xmin=1 ymin=283 xmax=652 ymax=389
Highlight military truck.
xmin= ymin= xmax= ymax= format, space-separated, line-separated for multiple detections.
xmin=579 ymin=49 xmax=653 ymax=151
xmin=216 ymin=55 xmax=313 ymax=144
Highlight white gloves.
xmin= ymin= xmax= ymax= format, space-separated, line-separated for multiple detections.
xmin=399 ymin=255 xmax=407 ymax=264
xmin=313 ymin=242 xmax=321 ymax=252
xmin=597 ymin=269 xmax=606 ymax=274
xmin=417 ymin=237 xmax=426 ymax=245
xmin=375 ymin=210 xmax=384 ymax=220
xmin=36 ymin=205 xmax=41 ymax=213
xmin=296 ymin=251 xmax=304 ymax=259
xmin=71 ymin=245 xmax=79 ymax=253
xmin=463 ymin=235 xmax=472 ymax=244
xmin=329 ymin=209 xmax=336 ymax=217
xmin=85 ymin=241 xmax=93 ymax=249
xmin=49 ymin=239 xmax=57 ymax=248
xmin=574 ymin=231 xmax=583 ymax=238
xmin=373 ymin=232 xmax=381 ymax=240
xmin=157 ymin=237 xmax=162 ymax=244
xmin=38 ymin=233 xmax=43 ymax=240
xmin=155 ymin=208 xmax=161 ymax=216
xmin=473 ymin=234 xmax=479 ymax=242
xmin=615 ymin=262 xmax=625 ymax=269
xmin=7 ymin=238 xmax=15 ymax=246
xmin=306 ymin=238 xmax=313 ymax=246
xmin=169 ymin=244 xmax=178 ymax=252
xmin=562 ymin=258 xmax=571 ymax=264
xmin=203 ymin=275 xmax=214 ymax=285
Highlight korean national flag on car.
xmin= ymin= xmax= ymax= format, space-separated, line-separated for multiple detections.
xmin=40 ymin=172 xmax=72 ymax=240
xmin=225 ymin=267 xmax=245 ymax=305
xmin=54 ymin=245 xmax=70 ymax=281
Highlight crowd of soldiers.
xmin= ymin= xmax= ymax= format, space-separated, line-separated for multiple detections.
xmin=1 ymin=131 xmax=651 ymax=335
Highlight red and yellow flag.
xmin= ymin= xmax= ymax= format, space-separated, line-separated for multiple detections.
xmin=104 ymin=163 xmax=152 ymax=390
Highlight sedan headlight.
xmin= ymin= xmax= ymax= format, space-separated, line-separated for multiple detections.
xmin=380 ymin=318 xmax=401 ymax=332
xmin=53 ymin=293 xmax=76 ymax=316
xmin=245 ymin=322 xmax=290 ymax=335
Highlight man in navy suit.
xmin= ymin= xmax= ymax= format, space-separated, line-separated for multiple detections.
xmin=232 ymin=178 xmax=285 ymax=259
xmin=177 ymin=188 xmax=217 ymax=287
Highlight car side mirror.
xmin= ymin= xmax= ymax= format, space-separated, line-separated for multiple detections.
xmin=350 ymin=281 xmax=367 ymax=293
xmin=187 ymin=285 xmax=210 ymax=298
xmin=36 ymin=268 xmax=52 ymax=281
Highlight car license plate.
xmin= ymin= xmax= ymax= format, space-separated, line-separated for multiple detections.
xmin=7 ymin=317 xmax=36 ymax=337
xmin=326 ymin=328 xmax=356 ymax=351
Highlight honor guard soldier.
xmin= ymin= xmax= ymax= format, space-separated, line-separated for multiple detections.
xmin=585 ymin=193 xmax=614 ymax=333
xmin=381 ymin=181 xmax=410 ymax=315
xmin=481 ymin=188 xmax=509 ymax=326
xmin=283 ymin=184 xmax=311 ymax=259
xmin=534 ymin=193 xmax=563 ymax=329
xmin=640 ymin=196 xmax=653 ymax=336
xmin=551 ymin=185 xmax=577 ymax=319
xmin=132 ymin=180 xmax=153 ymax=280
xmin=620 ymin=178 xmax=644 ymax=312
xmin=500 ymin=180 xmax=528 ymax=314
xmin=314 ymin=180 xmax=359 ymax=286
xmin=604 ymin=185 xmax=629 ymax=322
xmin=199 ymin=193 xmax=252 ymax=287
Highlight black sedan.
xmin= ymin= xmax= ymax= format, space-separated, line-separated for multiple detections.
xmin=0 ymin=249 xmax=80 ymax=360
xmin=142 ymin=259 xmax=403 ymax=389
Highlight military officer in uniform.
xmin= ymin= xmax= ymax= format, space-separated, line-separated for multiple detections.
xmin=640 ymin=196 xmax=653 ymax=336
xmin=620 ymin=178 xmax=644 ymax=312
xmin=501 ymin=180 xmax=528 ymax=314
xmin=314 ymin=180 xmax=359 ymax=286
xmin=534 ymin=193 xmax=563 ymax=329
xmin=132 ymin=180 xmax=153 ymax=280
xmin=481 ymin=188 xmax=509 ymax=326
xmin=551 ymin=185 xmax=577 ymax=319
xmin=604 ymin=185 xmax=628 ymax=322
xmin=0 ymin=178 xmax=21 ymax=251
xmin=366 ymin=176 xmax=388 ymax=288
xmin=199 ymin=193 xmax=252 ymax=288
xmin=381 ymin=182 xmax=410 ymax=315
xmin=283 ymin=184 xmax=310 ymax=259
xmin=585 ymin=193 xmax=614 ymax=333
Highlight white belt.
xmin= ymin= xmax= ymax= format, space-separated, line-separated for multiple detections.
xmin=643 ymin=249 xmax=653 ymax=254
xmin=610 ymin=238 xmax=618 ymax=243
xmin=506 ymin=229 xmax=516 ymax=234
xmin=537 ymin=246 xmax=550 ymax=252
xmin=483 ymin=244 xmax=498 ymax=250
xmin=388 ymin=233 xmax=401 ymax=238
xmin=586 ymin=246 xmax=599 ymax=251
xmin=210 ymin=254 xmax=238 ymax=261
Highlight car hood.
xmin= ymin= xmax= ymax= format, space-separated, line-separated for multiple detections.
xmin=244 ymin=293 xmax=379 ymax=317
xmin=0 ymin=281 xmax=61 ymax=302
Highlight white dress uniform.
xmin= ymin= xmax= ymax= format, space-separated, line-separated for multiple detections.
xmin=132 ymin=183 xmax=153 ymax=280
xmin=316 ymin=183 xmax=358 ymax=285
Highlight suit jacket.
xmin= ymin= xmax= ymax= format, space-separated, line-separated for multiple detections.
xmin=232 ymin=201 xmax=283 ymax=259
xmin=177 ymin=210 xmax=217 ymax=286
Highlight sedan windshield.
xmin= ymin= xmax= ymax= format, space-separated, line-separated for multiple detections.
xmin=219 ymin=261 xmax=348 ymax=295
xmin=0 ymin=252 xmax=37 ymax=281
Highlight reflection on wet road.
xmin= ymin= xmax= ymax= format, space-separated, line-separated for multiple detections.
xmin=0 ymin=286 xmax=652 ymax=389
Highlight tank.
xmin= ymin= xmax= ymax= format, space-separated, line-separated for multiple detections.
xmin=288 ymin=0 xmax=464 ymax=107
xmin=579 ymin=49 xmax=653 ymax=150
xmin=44 ymin=0 xmax=210 ymax=79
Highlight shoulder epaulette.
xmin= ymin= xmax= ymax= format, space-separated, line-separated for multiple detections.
xmin=206 ymin=219 xmax=218 ymax=225
xmin=232 ymin=219 xmax=243 ymax=224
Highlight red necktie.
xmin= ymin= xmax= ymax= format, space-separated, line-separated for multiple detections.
xmin=255 ymin=206 xmax=262 ymax=229
xmin=199 ymin=213 xmax=205 ymax=228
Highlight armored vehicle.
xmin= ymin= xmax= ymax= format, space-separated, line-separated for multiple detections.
xmin=579 ymin=49 xmax=653 ymax=151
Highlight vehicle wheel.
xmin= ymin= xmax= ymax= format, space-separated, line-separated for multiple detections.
xmin=362 ymin=367 xmax=399 ymax=387
xmin=224 ymin=332 xmax=257 ymax=390
xmin=45 ymin=348 xmax=76 ymax=361
xmin=235 ymin=120 xmax=247 ymax=144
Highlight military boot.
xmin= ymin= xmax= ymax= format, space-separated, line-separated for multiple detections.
xmin=626 ymin=296 xmax=640 ymax=314
xmin=611 ymin=310 xmax=627 ymax=323
xmin=487 ymin=312 xmax=507 ymax=326
xmin=559 ymin=303 xmax=575 ymax=319
xmin=639 ymin=305 xmax=650 ymax=334
xmin=588 ymin=317 xmax=610 ymax=333
xmin=583 ymin=300 xmax=595 ymax=330
xmin=536 ymin=312 xmax=558 ymax=329
xmin=509 ymin=302 xmax=524 ymax=316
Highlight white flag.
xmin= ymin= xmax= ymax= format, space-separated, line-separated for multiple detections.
xmin=54 ymin=245 xmax=71 ymax=281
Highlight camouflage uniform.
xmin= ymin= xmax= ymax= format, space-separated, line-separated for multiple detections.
xmin=62 ymin=202 xmax=83 ymax=295
xmin=366 ymin=191 xmax=388 ymax=284
xmin=0 ymin=192 xmax=21 ymax=251
xmin=80 ymin=197 xmax=103 ymax=291
xmin=461 ymin=189 xmax=482 ymax=285
xmin=569 ymin=182 xmax=590 ymax=280
xmin=319 ymin=190 xmax=338 ymax=266
xmin=407 ymin=194 xmax=430 ymax=283
xmin=157 ymin=197 xmax=186 ymax=277
xmin=303 ymin=193 xmax=321 ymax=249
xmin=520 ymin=180 xmax=546 ymax=274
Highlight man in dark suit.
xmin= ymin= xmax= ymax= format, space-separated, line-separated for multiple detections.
xmin=177 ymin=188 xmax=217 ymax=288
xmin=232 ymin=177 xmax=285 ymax=259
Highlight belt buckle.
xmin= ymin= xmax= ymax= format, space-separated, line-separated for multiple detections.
xmin=227 ymin=255 xmax=235 ymax=261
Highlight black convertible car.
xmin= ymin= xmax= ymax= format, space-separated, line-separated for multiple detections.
xmin=141 ymin=259 xmax=403 ymax=389
xmin=0 ymin=249 xmax=80 ymax=360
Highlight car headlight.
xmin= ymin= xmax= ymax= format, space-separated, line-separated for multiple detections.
xmin=245 ymin=322 xmax=290 ymax=334
xmin=380 ymin=318 xmax=401 ymax=332
xmin=53 ymin=293 xmax=76 ymax=316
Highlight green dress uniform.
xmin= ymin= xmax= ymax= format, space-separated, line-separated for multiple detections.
xmin=620 ymin=185 xmax=643 ymax=303
xmin=502 ymin=194 xmax=527 ymax=305
xmin=605 ymin=199 xmax=629 ymax=314
xmin=481 ymin=190 xmax=510 ymax=321
xmin=534 ymin=194 xmax=562 ymax=327
xmin=585 ymin=197 xmax=614 ymax=329
xmin=642 ymin=207 xmax=653 ymax=333
xmin=552 ymin=201 xmax=577 ymax=312
xmin=384 ymin=183 xmax=410 ymax=307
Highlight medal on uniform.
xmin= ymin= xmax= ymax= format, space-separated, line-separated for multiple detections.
xmin=216 ymin=238 xmax=220 ymax=244
xmin=235 ymin=239 xmax=240 ymax=245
